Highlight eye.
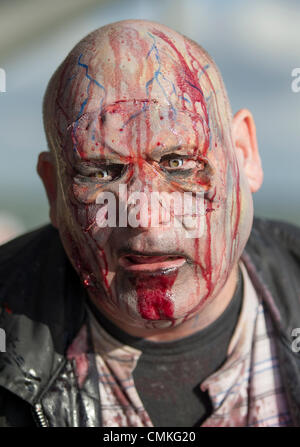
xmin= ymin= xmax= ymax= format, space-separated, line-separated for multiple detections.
xmin=95 ymin=168 xmax=109 ymax=179
xmin=75 ymin=163 xmax=126 ymax=183
xmin=91 ymin=164 xmax=125 ymax=182
xmin=159 ymin=154 xmax=198 ymax=172
xmin=168 ymin=158 xmax=183 ymax=169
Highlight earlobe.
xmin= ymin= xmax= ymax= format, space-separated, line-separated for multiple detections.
xmin=232 ymin=109 xmax=263 ymax=193
xmin=37 ymin=151 xmax=58 ymax=228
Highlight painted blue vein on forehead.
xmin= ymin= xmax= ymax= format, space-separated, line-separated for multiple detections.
xmin=67 ymin=101 xmax=209 ymax=128
xmin=145 ymin=32 xmax=177 ymax=117
xmin=71 ymin=54 xmax=106 ymax=153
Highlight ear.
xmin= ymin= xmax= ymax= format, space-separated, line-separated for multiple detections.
xmin=37 ymin=151 xmax=58 ymax=228
xmin=232 ymin=109 xmax=263 ymax=193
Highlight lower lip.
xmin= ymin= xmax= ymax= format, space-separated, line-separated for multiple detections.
xmin=119 ymin=256 xmax=186 ymax=272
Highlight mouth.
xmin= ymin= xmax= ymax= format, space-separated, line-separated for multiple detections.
xmin=119 ymin=253 xmax=187 ymax=272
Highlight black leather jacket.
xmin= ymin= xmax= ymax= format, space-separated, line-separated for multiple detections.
xmin=0 ymin=218 xmax=300 ymax=427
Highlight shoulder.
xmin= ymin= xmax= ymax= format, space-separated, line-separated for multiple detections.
xmin=0 ymin=223 xmax=71 ymax=329
xmin=247 ymin=217 xmax=300 ymax=263
xmin=0 ymin=224 xmax=86 ymax=387
xmin=245 ymin=216 xmax=300 ymax=331
xmin=0 ymin=224 xmax=65 ymax=311
xmin=250 ymin=217 xmax=300 ymax=252
xmin=0 ymin=224 xmax=59 ymax=271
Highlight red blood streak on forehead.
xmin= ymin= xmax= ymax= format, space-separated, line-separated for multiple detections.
xmin=150 ymin=28 xmax=211 ymax=154
xmin=129 ymin=272 xmax=178 ymax=321
xmin=101 ymin=99 xmax=157 ymax=116
xmin=68 ymin=103 xmax=209 ymax=162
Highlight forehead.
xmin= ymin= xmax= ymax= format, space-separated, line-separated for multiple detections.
xmin=54 ymin=24 xmax=231 ymax=160
xmin=70 ymin=101 xmax=210 ymax=160
xmin=58 ymin=26 xmax=216 ymax=117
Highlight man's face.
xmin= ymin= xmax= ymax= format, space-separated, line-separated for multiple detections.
xmin=47 ymin=22 xmax=253 ymax=330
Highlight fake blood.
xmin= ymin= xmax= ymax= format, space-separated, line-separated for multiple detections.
xmin=56 ymin=26 xmax=242 ymax=330
xmin=130 ymin=271 xmax=178 ymax=321
xmin=3 ymin=304 xmax=12 ymax=314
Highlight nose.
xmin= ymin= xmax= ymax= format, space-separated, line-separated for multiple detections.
xmin=123 ymin=161 xmax=180 ymax=229
xmin=125 ymin=163 xmax=155 ymax=228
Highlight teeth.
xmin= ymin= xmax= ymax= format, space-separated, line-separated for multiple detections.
xmin=126 ymin=255 xmax=179 ymax=264
xmin=119 ymin=254 xmax=186 ymax=271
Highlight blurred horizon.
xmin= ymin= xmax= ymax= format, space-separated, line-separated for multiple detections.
xmin=0 ymin=0 xmax=299 ymax=241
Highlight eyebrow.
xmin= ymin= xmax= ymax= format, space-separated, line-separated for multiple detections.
xmin=74 ymin=143 xmax=125 ymax=163
xmin=73 ymin=143 xmax=202 ymax=165
xmin=150 ymin=145 xmax=200 ymax=160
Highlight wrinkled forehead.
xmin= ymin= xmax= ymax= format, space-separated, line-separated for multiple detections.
xmin=70 ymin=101 xmax=210 ymax=160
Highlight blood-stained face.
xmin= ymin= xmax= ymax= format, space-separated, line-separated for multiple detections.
xmin=42 ymin=20 xmax=258 ymax=331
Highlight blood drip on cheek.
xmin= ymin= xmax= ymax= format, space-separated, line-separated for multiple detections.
xmin=129 ymin=272 xmax=178 ymax=321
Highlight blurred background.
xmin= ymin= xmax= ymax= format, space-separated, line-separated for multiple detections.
xmin=0 ymin=0 xmax=299 ymax=244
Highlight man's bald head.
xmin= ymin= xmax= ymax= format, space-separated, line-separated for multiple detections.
xmin=39 ymin=19 xmax=263 ymax=336
xmin=43 ymin=19 xmax=233 ymax=158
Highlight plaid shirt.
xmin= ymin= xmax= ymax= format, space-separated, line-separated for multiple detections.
xmin=67 ymin=262 xmax=292 ymax=427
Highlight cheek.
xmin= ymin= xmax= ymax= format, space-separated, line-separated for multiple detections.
xmin=74 ymin=202 xmax=113 ymax=253
xmin=59 ymin=175 xmax=112 ymax=245
xmin=57 ymin=184 xmax=113 ymax=271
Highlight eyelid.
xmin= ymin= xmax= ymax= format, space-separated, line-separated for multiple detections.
xmin=159 ymin=153 xmax=191 ymax=162
xmin=74 ymin=162 xmax=128 ymax=184
xmin=75 ymin=159 xmax=116 ymax=167
xmin=75 ymin=161 xmax=124 ymax=173
xmin=159 ymin=154 xmax=205 ymax=167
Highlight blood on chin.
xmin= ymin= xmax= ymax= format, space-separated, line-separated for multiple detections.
xmin=95 ymin=290 xmax=203 ymax=331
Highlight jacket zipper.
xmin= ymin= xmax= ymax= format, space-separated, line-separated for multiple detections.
xmin=33 ymin=403 xmax=48 ymax=427
xmin=31 ymin=357 xmax=68 ymax=427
